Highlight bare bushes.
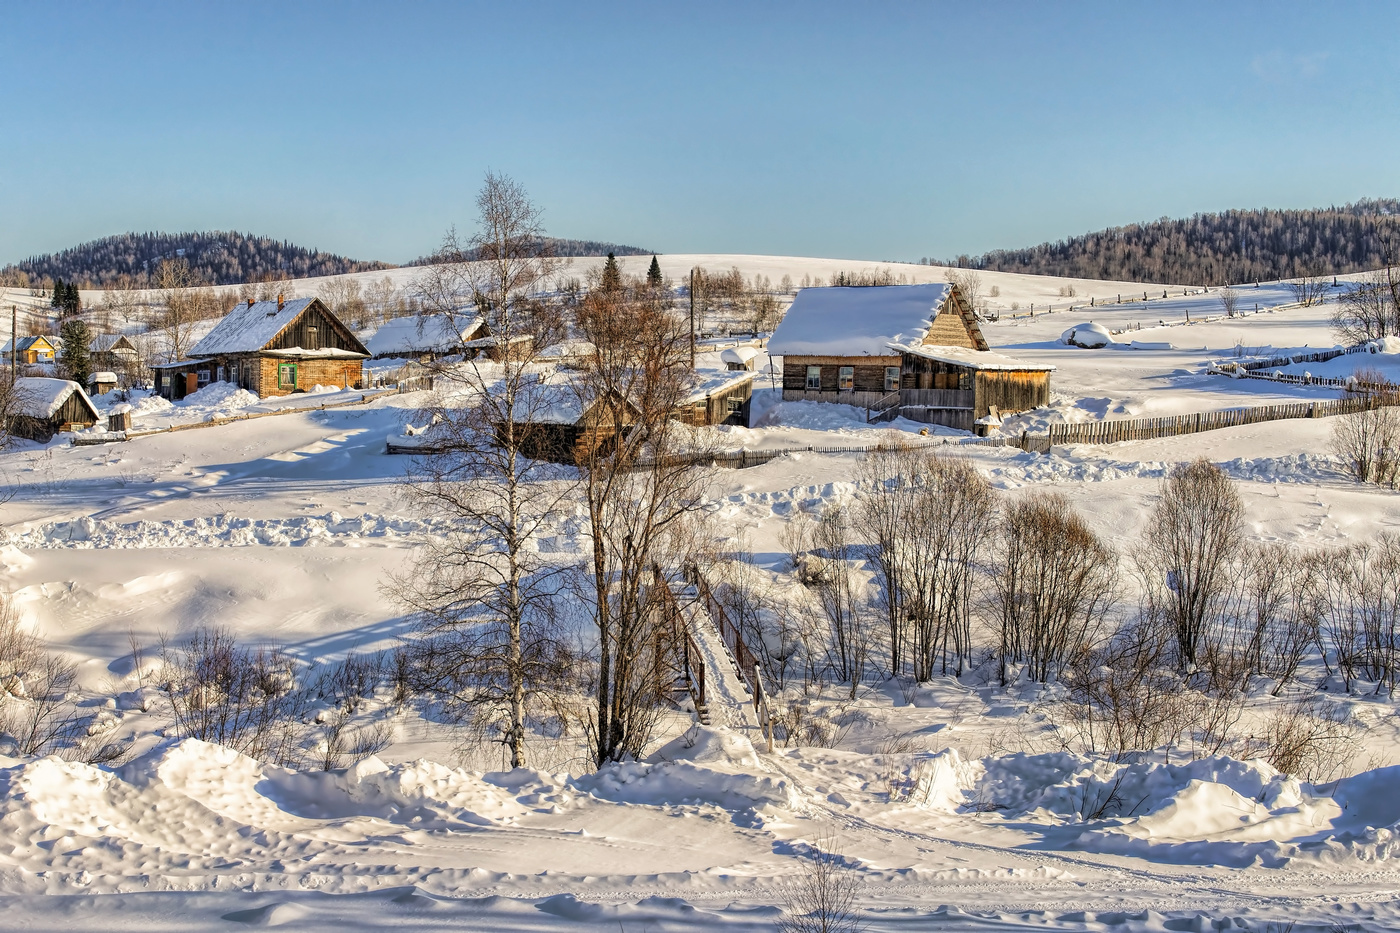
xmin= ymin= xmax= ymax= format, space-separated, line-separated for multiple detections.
xmin=991 ymin=491 xmax=1116 ymax=684
xmin=1312 ymin=535 xmax=1400 ymax=693
xmin=856 ymin=446 xmax=994 ymax=680
xmin=1331 ymin=369 xmax=1400 ymax=487
xmin=774 ymin=828 xmax=866 ymax=933
xmin=1260 ymin=696 xmax=1358 ymax=782
xmin=1135 ymin=459 xmax=1245 ymax=670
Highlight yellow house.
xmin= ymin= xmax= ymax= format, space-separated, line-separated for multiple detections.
xmin=1 ymin=335 xmax=58 ymax=365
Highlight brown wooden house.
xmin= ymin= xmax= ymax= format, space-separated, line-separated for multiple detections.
xmin=508 ymin=379 xmax=639 ymax=464
xmin=676 ymin=370 xmax=755 ymax=427
xmin=8 ymin=377 xmax=101 ymax=441
xmin=154 ymin=296 xmax=369 ymax=400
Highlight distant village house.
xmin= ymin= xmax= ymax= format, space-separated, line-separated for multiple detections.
xmin=1 ymin=335 xmax=57 ymax=366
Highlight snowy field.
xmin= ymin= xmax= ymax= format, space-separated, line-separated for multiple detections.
xmin=5 ymin=263 xmax=1400 ymax=931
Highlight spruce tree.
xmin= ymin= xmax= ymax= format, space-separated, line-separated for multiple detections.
xmin=59 ymin=318 xmax=93 ymax=387
xmin=646 ymin=254 xmax=662 ymax=287
xmin=601 ymin=252 xmax=621 ymax=292
xmin=51 ymin=277 xmax=64 ymax=308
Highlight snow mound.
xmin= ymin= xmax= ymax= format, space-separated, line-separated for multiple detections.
xmin=653 ymin=725 xmax=761 ymax=769
xmin=574 ymin=757 xmax=798 ymax=812
xmin=180 ymin=382 xmax=260 ymax=411
xmin=1059 ymin=322 xmax=1114 ymax=348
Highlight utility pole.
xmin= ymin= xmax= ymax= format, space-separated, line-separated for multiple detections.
xmin=689 ymin=267 xmax=697 ymax=368
xmin=9 ymin=305 xmax=15 ymax=383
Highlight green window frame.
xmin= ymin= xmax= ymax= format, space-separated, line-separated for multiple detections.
xmin=277 ymin=362 xmax=297 ymax=389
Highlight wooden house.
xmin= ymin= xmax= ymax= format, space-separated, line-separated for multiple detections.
xmin=8 ymin=377 xmax=101 ymax=441
xmin=767 ymin=282 xmax=1051 ymax=431
xmin=768 ymin=283 xmax=988 ymax=409
xmin=154 ymin=296 xmax=369 ymax=400
xmin=365 ymin=314 xmax=488 ymax=361
xmin=88 ymin=334 xmax=139 ymax=369
xmin=507 ymin=378 xmax=639 ymax=464
xmin=1 ymin=335 xmax=58 ymax=365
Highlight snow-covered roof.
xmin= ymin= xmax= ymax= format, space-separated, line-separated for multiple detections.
xmin=89 ymin=371 xmax=118 ymax=383
xmin=684 ymin=368 xmax=755 ymax=404
xmin=89 ymin=334 xmax=135 ymax=353
xmin=461 ymin=334 xmax=530 ymax=349
xmin=720 ymin=346 xmax=760 ymax=366
xmin=149 ymin=358 xmax=213 ymax=369
xmin=365 ymin=314 xmax=484 ymax=356
xmin=12 ymin=376 xmax=100 ymax=420
xmin=191 ymin=297 xmax=326 ymax=356
xmin=767 ymin=284 xmax=953 ymax=357
xmin=889 ymin=343 xmax=1056 ymax=372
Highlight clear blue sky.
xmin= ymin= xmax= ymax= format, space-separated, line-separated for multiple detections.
xmin=3 ymin=1 xmax=1398 ymax=267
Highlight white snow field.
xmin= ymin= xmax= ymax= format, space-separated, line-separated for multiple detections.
xmin=5 ymin=261 xmax=1400 ymax=931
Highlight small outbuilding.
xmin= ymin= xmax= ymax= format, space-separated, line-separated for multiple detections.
xmin=88 ymin=371 xmax=119 ymax=395
xmin=720 ymin=346 xmax=760 ymax=372
xmin=507 ymin=378 xmax=639 ymax=464
xmin=155 ymin=295 xmax=369 ymax=400
xmin=678 ymin=370 xmax=755 ymax=427
xmin=7 ymin=377 xmax=102 ymax=441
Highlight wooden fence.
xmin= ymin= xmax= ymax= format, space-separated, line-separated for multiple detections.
xmin=687 ymin=564 xmax=762 ymax=703
xmin=1046 ymin=396 xmax=1375 ymax=446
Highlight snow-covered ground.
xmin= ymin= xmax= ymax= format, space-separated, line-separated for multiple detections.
xmin=7 ymin=266 xmax=1400 ymax=930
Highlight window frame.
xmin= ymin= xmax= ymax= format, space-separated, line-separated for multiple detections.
xmin=277 ymin=362 xmax=297 ymax=389
xmin=885 ymin=366 xmax=900 ymax=392
xmin=838 ymin=365 xmax=854 ymax=391
xmin=805 ymin=365 xmax=822 ymax=390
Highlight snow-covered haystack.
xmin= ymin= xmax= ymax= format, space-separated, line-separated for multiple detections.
xmin=1059 ymin=322 xmax=1114 ymax=348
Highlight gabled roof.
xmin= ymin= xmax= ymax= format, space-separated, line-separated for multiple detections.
xmin=11 ymin=377 xmax=100 ymax=420
xmin=191 ymin=297 xmax=369 ymax=357
xmin=1 ymin=335 xmax=57 ymax=353
xmin=89 ymin=333 xmax=136 ymax=353
xmin=889 ymin=343 xmax=1056 ymax=372
xmin=768 ymin=283 xmax=956 ymax=357
xmin=366 ymin=314 xmax=485 ymax=356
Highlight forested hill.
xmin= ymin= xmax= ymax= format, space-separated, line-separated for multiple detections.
xmin=405 ymin=236 xmax=653 ymax=265
xmin=3 ymin=231 xmax=395 ymax=287
xmin=939 ymin=199 xmax=1400 ymax=285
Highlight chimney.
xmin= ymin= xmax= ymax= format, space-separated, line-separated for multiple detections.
xmin=246 ymin=298 xmax=254 ymax=308
xmin=277 ymin=294 xmax=284 ymax=311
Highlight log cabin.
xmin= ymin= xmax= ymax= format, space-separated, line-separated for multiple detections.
xmin=365 ymin=314 xmax=488 ymax=360
xmin=153 ymin=296 xmax=369 ymax=400
xmin=676 ymin=370 xmax=755 ymax=427
xmin=7 ymin=377 xmax=101 ymax=441
xmin=767 ymin=282 xmax=1051 ymax=431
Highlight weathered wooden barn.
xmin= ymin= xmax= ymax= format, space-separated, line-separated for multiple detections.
xmin=1 ymin=335 xmax=57 ymax=365
xmin=766 ymin=282 xmax=1052 ymax=430
xmin=885 ymin=344 xmax=1053 ymax=431
xmin=7 ymin=377 xmax=101 ymax=441
xmin=87 ymin=371 xmax=119 ymax=395
xmin=154 ymin=296 xmax=369 ymax=400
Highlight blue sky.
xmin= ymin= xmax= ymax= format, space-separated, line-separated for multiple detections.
xmin=3 ymin=1 xmax=1398 ymax=266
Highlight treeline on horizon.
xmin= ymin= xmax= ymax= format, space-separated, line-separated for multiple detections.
xmin=1 ymin=231 xmax=654 ymax=289
xmin=930 ymin=199 xmax=1400 ymax=286
xmin=403 ymin=236 xmax=653 ymax=266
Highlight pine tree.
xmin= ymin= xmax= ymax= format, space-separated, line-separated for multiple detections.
xmin=51 ymin=277 xmax=65 ymax=308
xmin=646 ymin=254 xmax=662 ymax=287
xmin=59 ymin=318 xmax=93 ymax=387
xmin=601 ymin=252 xmax=622 ymax=292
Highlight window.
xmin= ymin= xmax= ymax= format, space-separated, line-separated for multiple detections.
xmin=197 ymin=368 xmax=210 ymax=386
xmin=215 ymin=365 xmax=225 ymax=383
xmin=838 ymin=366 xmax=854 ymax=391
xmin=278 ymin=362 xmax=297 ymax=389
xmin=306 ymin=325 xmax=319 ymax=351
xmin=726 ymin=395 xmax=744 ymax=413
xmin=806 ymin=365 xmax=821 ymax=390
xmin=160 ymin=375 xmax=170 ymax=389
xmin=885 ymin=366 xmax=900 ymax=392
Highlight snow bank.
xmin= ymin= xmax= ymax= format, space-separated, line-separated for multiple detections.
xmin=1059 ymin=322 xmax=1114 ymax=348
